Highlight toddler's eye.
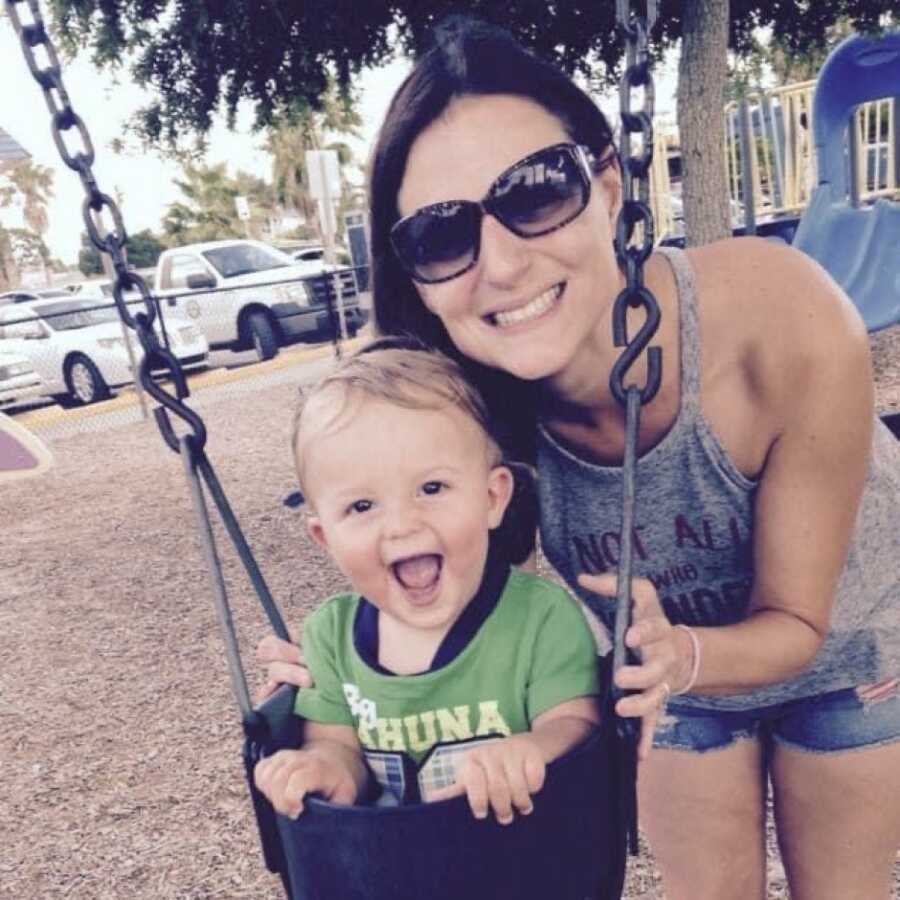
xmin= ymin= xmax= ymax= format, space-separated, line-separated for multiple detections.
xmin=421 ymin=481 xmax=445 ymax=495
xmin=348 ymin=499 xmax=373 ymax=514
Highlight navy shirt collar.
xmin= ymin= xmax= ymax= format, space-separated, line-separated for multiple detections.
xmin=353 ymin=549 xmax=511 ymax=676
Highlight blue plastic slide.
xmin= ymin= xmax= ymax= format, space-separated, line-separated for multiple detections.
xmin=792 ymin=31 xmax=900 ymax=332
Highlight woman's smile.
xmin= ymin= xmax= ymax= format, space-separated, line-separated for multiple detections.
xmin=487 ymin=282 xmax=565 ymax=328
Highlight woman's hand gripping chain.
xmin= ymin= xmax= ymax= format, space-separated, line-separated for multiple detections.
xmin=255 ymin=633 xmax=313 ymax=703
xmin=577 ymin=572 xmax=698 ymax=759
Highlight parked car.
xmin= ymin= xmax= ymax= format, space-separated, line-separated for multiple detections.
xmin=154 ymin=239 xmax=367 ymax=361
xmin=0 ymin=297 xmax=209 ymax=406
xmin=288 ymin=243 xmax=355 ymax=276
xmin=0 ymin=348 xmax=44 ymax=409
xmin=290 ymin=244 xmax=327 ymax=271
xmin=66 ymin=279 xmax=116 ymax=298
xmin=66 ymin=273 xmax=158 ymax=305
xmin=0 ymin=288 xmax=73 ymax=306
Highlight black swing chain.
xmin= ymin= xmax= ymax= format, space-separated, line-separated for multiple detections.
xmin=610 ymin=0 xmax=663 ymax=856
xmin=6 ymin=0 xmax=295 ymax=726
xmin=611 ymin=0 xmax=663 ymax=686
xmin=612 ymin=0 xmax=662 ymax=407
xmin=5 ymin=0 xmax=207 ymax=455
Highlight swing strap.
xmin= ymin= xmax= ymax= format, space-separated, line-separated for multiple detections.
xmin=6 ymin=0 xmax=291 ymax=731
xmin=179 ymin=436 xmax=292 ymax=724
xmin=611 ymin=0 xmax=663 ymax=856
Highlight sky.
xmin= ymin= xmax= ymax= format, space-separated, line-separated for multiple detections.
xmin=0 ymin=13 xmax=678 ymax=269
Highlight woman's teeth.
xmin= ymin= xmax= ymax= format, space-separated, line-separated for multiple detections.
xmin=491 ymin=284 xmax=562 ymax=327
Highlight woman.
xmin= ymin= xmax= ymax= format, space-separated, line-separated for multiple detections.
xmin=260 ymin=18 xmax=900 ymax=899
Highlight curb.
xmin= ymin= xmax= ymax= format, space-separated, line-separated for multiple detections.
xmin=15 ymin=338 xmax=362 ymax=429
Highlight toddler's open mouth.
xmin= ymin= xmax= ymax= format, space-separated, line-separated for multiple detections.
xmin=391 ymin=553 xmax=443 ymax=601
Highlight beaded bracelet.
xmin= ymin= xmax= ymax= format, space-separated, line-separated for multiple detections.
xmin=672 ymin=624 xmax=701 ymax=695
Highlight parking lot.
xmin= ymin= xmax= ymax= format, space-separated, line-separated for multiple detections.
xmin=0 ymin=255 xmax=371 ymax=421
xmin=6 ymin=337 xmax=358 ymax=440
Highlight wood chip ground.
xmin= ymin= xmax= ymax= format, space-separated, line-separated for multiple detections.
xmin=3 ymin=326 xmax=899 ymax=899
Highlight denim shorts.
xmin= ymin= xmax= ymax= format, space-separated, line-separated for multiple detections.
xmin=653 ymin=679 xmax=900 ymax=754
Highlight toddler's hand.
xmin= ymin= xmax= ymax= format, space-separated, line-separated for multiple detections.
xmin=430 ymin=734 xmax=545 ymax=825
xmin=254 ymin=748 xmax=357 ymax=819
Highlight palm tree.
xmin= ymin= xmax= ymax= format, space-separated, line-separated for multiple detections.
xmin=5 ymin=160 xmax=53 ymax=235
xmin=264 ymin=81 xmax=362 ymax=241
xmin=0 ymin=160 xmax=54 ymax=284
xmin=0 ymin=226 xmax=14 ymax=290
xmin=0 ymin=173 xmax=17 ymax=289
xmin=163 ymin=162 xmax=243 ymax=243
xmin=161 ymin=162 xmax=278 ymax=243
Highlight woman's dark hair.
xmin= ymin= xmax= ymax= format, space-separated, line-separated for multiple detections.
xmin=368 ymin=16 xmax=615 ymax=466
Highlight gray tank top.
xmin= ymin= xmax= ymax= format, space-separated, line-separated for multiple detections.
xmin=537 ymin=246 xmax=899 ymax=710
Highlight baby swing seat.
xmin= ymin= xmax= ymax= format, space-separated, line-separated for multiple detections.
xmin=243 ymin=675 xmax=630 ymax=900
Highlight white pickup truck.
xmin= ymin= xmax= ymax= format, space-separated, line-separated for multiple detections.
xmin=153 ymin=239 xmax=367 ymax=361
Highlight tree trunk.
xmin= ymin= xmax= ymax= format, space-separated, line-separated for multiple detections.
xmin=678 ymin=0 xmax=732 ymax=246
xmin=0 ymin=227 xmax=14 ymax=291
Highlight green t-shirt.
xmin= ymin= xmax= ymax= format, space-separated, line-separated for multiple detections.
xmin=294 ymin=569 xmax=600 ymax=803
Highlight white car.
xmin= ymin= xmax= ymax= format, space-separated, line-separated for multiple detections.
xmin=290 ymin=244 xmax=328 ymax=274
xmin=0 ymin=348 xmax=44 ymax=409
xmin=0 ymin=297 xmax=209 ymax=406
xmin=0 ymin=288 xmax=73 ymax=306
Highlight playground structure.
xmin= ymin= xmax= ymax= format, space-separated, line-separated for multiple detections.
xmin=648 ymin=74 xmax=900 ymax=242
xmin=792 ymin=31 xmax=900 ymax=333
xmin=0 ymin=409 xmax=52 ymax=482
xmin=726 ymin=83 xmax=898 ymax=218
xmin=647 ymin=32 xmax=900 ymax=336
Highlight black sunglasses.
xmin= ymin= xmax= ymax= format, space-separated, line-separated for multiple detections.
xmin=391 ymin=142 xmax=615 ymax=285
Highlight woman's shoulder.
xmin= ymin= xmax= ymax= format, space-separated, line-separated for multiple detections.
xmin=685 ymin=237 xmax=866 ymax=339
xmin=673 ymin=238 xmax=872 ymax=464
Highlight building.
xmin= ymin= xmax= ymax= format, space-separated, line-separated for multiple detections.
xmin=0 ymin=125 xmax=29 ymax=164
xmin=0 ymin=125 xmax=32 ymax=289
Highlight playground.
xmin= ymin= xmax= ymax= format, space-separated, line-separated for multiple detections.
xmin=1 ymin=326 xmax=898 ymax=898
xmin=3 ymin=1 xmax=900 ymax=896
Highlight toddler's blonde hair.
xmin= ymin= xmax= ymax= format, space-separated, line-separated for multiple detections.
xmin=292 ymin=342 xmax=501 ymax=495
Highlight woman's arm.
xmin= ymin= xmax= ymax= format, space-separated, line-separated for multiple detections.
xmin=594 ymin=241 xmax=874 ymax=699
xmin=691 ymin=240 xmax=873 ymax=692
